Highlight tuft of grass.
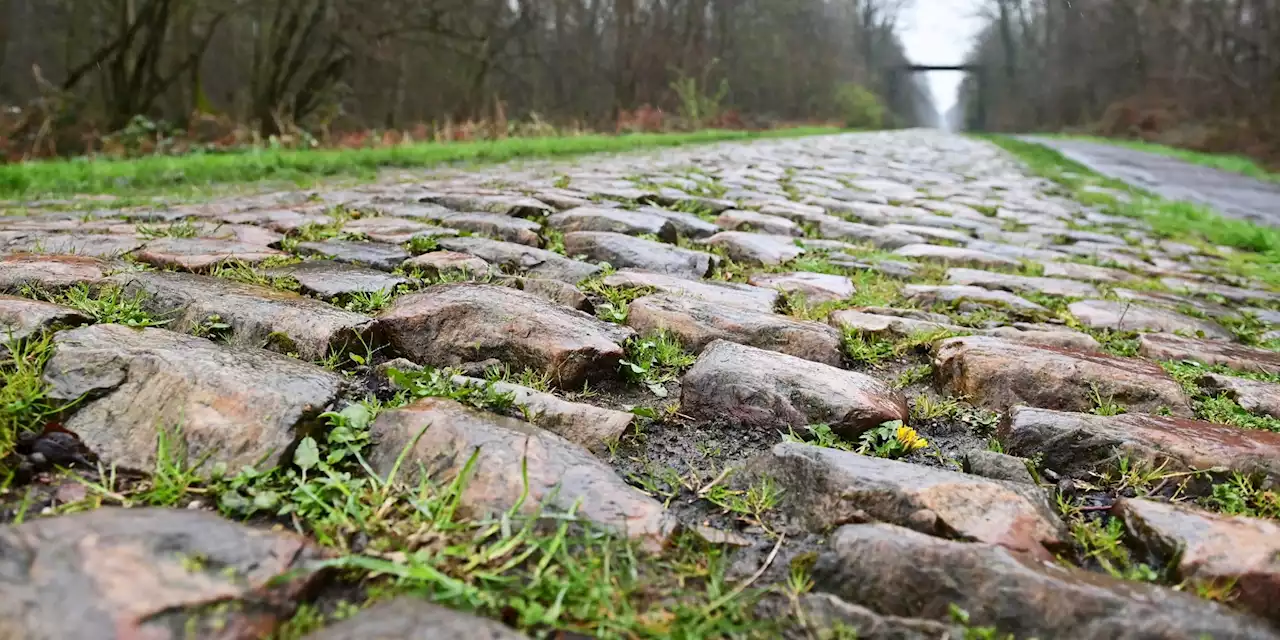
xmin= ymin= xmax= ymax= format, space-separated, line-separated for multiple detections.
xmin=579 ymin=281 xmax=653 ymax=324
xmin=1067 ymin=517 xmax=1160 ymax=584
xmin=1088 ymin=385 xmax=1127 ymax=417
xmin=1 ymin=334 xmax=60 ymax=470
xmin=1 ymin=128 xmax=839 ymax=200
xmin=893 ymin=364 xmax=933 ymax=389
xmin=28 ymin=283 xmax=169 ymax=327
xmin=136 ymin=220 xmax=200 ymax=239
xmin=386 ymin=367 xmax=516 ymax=415
xmin=1201 ymin=473 xmax=1280 ymax=519
xmin=620 ymin=332 xmax=696 ymax=397
xmin=210 ymin=260 xmax=303 ymax=292
xmin=704 ymin=473 xmax=785 ymax=534
xmin=483 ymin=363 xmax=554 ymax=393
xmin=56 ymin=380 xmax=779 ymax=638
xmin=841 ymin=331 xmax=898 ymax=367
xmin=337 ymin=289 xmax=395 ymax=314
xmin=405 ymin=235 xmax=441 ymax=254
xmin=1159 ymin=360 xmax=1280 ymax=431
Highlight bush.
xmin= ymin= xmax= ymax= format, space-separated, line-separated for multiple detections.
xmin=834 ymin=84 xmax=887 ymax=130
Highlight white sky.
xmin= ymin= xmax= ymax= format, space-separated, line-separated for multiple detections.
xmin=899 ymin=0 xmax=985 ymax=118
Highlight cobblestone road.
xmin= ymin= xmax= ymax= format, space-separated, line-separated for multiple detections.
xmin=3 ymin=130 xmax=1280 ymax=638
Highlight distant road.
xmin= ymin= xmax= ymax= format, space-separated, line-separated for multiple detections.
xmin=1022 ymin=136 xmax=1280 ymax=227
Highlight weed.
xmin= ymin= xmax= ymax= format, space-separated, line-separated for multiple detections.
xmin=405 ymin=235 xmax=440 ymax=254
xmin=136 ymin=220 xmax=200 ymax=239
xmin=387 ymin=368 xmax=516 ymax=415
xmin=620 ymin=332 xmax=696 ymax=397
xmin=841 ymin=331 xmax=897 ymax=366
xmin=1088 ymin=385 xmax=1127 ymax=416
xmin=1 ymin=334 xmax=61 ymax=468
xmin=209 ymin=261 xmax=302 ymax=292
xmin=191 ymin=314 xmax=233 ymax=341
xmin=704 ymin=473 xmax=785 ymax=533
xmin=541 ymin=228 xmax=567 ymax=255
xmin=1089 ymin=329 xmax=1142 ymax=357
xmin=856 ymin=420 xmax=929 ymax=458
xmin=1159 ymin=360 xmax=1280 ymax=430
xmin=1201 ymin=473 xmax=1280 ymax=519
xmin=483 ymin=364 xmax=553 ymax=392
xmin=579 ymin=281 xmax=653 ymax=324
xmin=894 ymin=364 xmax=934 ymax=389
xmin=1197 ymin=395 xmax=1280 ymax=432
xmin=782 ymin=423 xmax=855 ymax=451
xmin=30 ymin=283 xmax=169 ymax=327
xmin=1069 ymin=517 xmax=1160 ymax=583
xmin=338 ymin=289 xmax=395 ymax=314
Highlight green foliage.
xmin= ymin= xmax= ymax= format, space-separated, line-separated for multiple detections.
xmin=136 ymin=220 xmax=200 ymax=239
xmin=387 ymin=368 xmax=517 ymax=414
xmin=405 ymin=235 xmax=440 ymax=254
xmin=337 ymin=289 xmax=395 ymax=314
xmin=841 ymin=331 xmax=898 ymax=366
xmin=1201 ymin=473 xmax=1280 ymax=519
xmin=834 ymin=84 xmax=887 ymax=130
xmin=620 ymin=332 xmax=696 ymax=397
xmin=1088 ymin=385 xmax=1127 ymax=416
xmin=841 ymin=327 xmax=963 ymax=367
xmin=1 ymin=334 xmax=61 ymax=471
xmin=209 ymin=260 xmax=303 ymax=292
xmin=1159 ymin=360 xmax=1280 ymax=431
xmin=483 ymin=363 xmax=553 ymax=392
xmin=580 ymin=281 xmax=653 ymax=324
xmin=985 ymin=135 xmax=1280 ymax=288
xmin=0 ymin=129 xmax=840 ymax=200
xmin=1068 ymin=517 xmax=1160 ymax=583
xmin=856 ymin=420 xmax=929 ymax=458
xmin=894 ymin=364 xmax=934 ymax=389
xmin=670 ymin=63 xmax=730 ymax=126
xmin=191 ymin=314 xmax=232 ymax=341
xmin=1197 ymin=394 xmax=1280 ymax=432
xmin=782 ymin=423 xmax=856 ymax=451
xmin=30 ymin=283 xmax=169 ymax=327
xmin=704 ymin=473 xmax=785 ymax=534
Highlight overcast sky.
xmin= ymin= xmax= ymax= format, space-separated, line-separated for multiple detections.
xmin=899 ymin=0 xmax=985 ymax=118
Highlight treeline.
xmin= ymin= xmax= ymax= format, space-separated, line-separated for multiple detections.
xmin=956 ymin=0 xmax=1280 ymax=162
xmin=0 ymin=0 xmax=935 ymax=157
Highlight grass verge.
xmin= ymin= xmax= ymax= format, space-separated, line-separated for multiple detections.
xmin=0 ymin=128 xmax=839 ymax=200
xmin=983 ymin=135 xmax=1280 ymax=289
xmin=1040 ymin=134 xmax=1279 ymax=183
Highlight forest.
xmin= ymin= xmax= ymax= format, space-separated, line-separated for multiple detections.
xmin=0 ymin=0 xmax=935 ymax=159
xmin=961 ymin=0 xmax=1280 ymax=164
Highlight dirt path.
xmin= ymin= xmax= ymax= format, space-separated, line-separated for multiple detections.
xmin=3 ymin=130 xmax=1280 ymax=638
xmin=1026 ymin=135 xmax=1280 ymax=226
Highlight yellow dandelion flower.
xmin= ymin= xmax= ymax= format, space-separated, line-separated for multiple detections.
xmin=896 ymin=425 xmax=929 ymax=451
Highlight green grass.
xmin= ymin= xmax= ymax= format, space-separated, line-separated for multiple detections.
xmin=0 ymin=128 xmax=839 ymax=200
xmin=1160 ymin=360 xmax=1280 ymax=431
xmin=1 ymin=334 xmax=60 ymax=474
xmin=620 ymin=332 xmax=697 ymax=397
xmin=984 ymin=135 xmax=1280 ymax=289
xmin=55 ymin=394 xmax=782 ymax=638
xmin=1042 ymin=134 xmax=1279 ymax=183
xmin=26 ymin=283 xmax=170 ymax=327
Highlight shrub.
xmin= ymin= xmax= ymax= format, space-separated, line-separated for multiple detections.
xmin=834 ymin=83 xmax=886 ymax=130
